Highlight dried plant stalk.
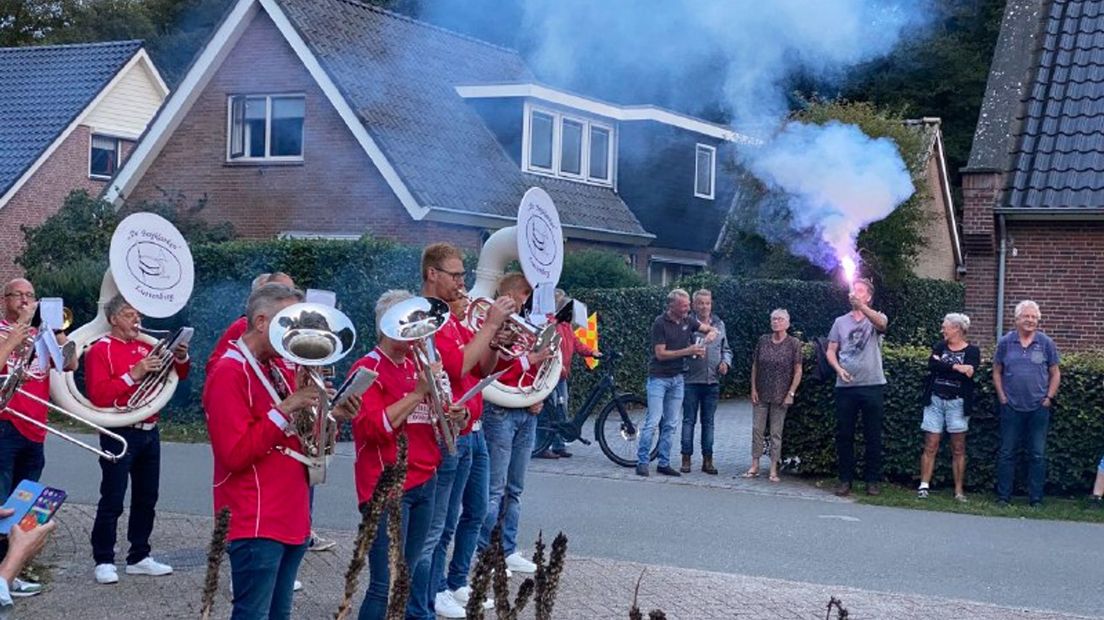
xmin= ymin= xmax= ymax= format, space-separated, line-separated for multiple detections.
xmin=647 ymin=611 xmax=667 ymax=620
xmin=384 ymin=500 xmax=410 ymax=620
xmin=335 ymin=435 xmax=409 ymax=620
xmin=199 ymin=507 xmax=231 ymax=620
xmin=463 ymin=531 xmax=495 ymax=620
xmin=826 ymin=596 xmax=850 ymax=619
xmin=628 ymin=568 xmax=646 ymax=620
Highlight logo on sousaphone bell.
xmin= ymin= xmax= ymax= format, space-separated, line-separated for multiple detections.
xmin=125 ymin=241 xmax=183 ymax=291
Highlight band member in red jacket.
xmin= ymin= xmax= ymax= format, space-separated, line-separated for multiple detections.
xmin=417 ymin=244 xmax=513 ymax=618
xmin=351 ymin=290 xmax=457 ymax=620
xmin=205 ymin=272 xmax=295 ymax=374
xmin=85 ymin=294 xmax=190 ymax=585
xmin=204 ymin=283 xmax=358 ymax=619
xmin=0 ymin=277 xmax=76 ymax=597
xmin=476 ymin=273 xmax=553 ymax=577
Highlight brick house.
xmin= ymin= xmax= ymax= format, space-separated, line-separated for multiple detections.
xmin=104 ymin=0 xmax=756 ymax=280
xmin=0 ymin=41 xmax=167 ymax=281
xmin=905 ymin=117 xmax=963 ymax=282
xmin=961 ymin=0 xmax=1104 ymax=350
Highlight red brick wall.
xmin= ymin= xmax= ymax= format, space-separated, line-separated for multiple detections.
xmin=0 ymin=125 xmax=107 ymax=282
xmin=961 ymin=171 xmax=1001 ymax=346
xmin=126 ymin=11 xmax=483 ymax=251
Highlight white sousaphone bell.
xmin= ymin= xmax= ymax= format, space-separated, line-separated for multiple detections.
xmin=49 ymin=212 xmax=195 ymax=429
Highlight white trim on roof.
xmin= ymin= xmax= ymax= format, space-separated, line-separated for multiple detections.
xmin=1 ymin=47 xmax=162 ymax=211
xmin=456 ymin=82 xmax=759 ymax=145
xmin=425 ymin=206 xmax=654 ymax=246
xmin=104 ymin=0 xmax=427 ymax=221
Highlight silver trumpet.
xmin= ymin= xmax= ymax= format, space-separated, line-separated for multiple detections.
xmin=0 ymin=325 xmax=129 ymax=461
xmin=268 ymin=302 xmax=357 ymax=485
xmin=379 ymin=296 xmax=462 ymax=454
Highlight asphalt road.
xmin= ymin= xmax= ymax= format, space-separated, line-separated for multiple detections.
xmin=43 ymin=434 xmax=1104 ymax=617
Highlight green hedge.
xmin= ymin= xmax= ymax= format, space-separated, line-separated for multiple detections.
xmin=565 ymin=277 xmax=965 ymax=404
xmin=784 ymin=346 xmax=1104 ymax=495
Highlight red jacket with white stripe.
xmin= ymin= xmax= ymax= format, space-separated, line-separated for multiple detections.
xmin=0 ymin=320 xmax=51 ymax=443
xmin=350 ymin=348 xmax=441 ymax=505
xmin=203 ymin=342 xmax=309 ymax=545
xmin=206 ymin=316 xmax=246 ymax=375
xmin=433 ymin=314 xmax=487 ymax=432
xmin=84 ymin=335 xmax=191 ymax=424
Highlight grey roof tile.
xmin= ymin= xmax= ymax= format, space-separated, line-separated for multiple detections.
xmin=0 ymin=40 xmax=142 ymax=199
xmin=274 ymin=0 xmax=649 ymax=239
xmin=1005 ymin=0 xmax=1104 ymax=210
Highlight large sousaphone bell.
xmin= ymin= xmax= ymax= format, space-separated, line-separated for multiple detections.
xmin=269 ymin=302 xmax=356 ymax=485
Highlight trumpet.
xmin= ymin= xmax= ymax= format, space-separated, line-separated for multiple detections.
xmin=379 ymin=296 xmax=462 ymax=454
xmin=269 ymin=302 xmax=357 ymax=485
xmin=463 ymin=296 xmax=540 ymax=359
xmin=1 ymin=324 xmax=128 ymax=461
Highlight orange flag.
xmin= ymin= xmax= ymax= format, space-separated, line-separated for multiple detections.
xmin=574 ymin=312 xmax=599 ymax=369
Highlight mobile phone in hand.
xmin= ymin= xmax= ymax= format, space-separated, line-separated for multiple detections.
xmin=0 ymin=480 xmax=66 ymax=535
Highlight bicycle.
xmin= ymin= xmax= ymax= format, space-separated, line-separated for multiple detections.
xmin=530 ymin=350 xmax=657 ymax=467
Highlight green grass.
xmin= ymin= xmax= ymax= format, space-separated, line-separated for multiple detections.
xmin=48 ymin=414 xmax=211 ymax=443
xmin=840 ymin=480 xmax=1104 ymax=524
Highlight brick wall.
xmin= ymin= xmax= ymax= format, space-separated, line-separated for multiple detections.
xmin=961 ymin=171 xmax=1001 ymax=346
xmin=0 ymin=125 xmax=107 ymax=282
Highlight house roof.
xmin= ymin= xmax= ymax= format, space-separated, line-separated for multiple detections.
xmin=904 ymin=117 xmax=964 ymax=269
xmin=968 ymin=0 xmax=1104 ymax=213
xmin=0 ymin=40 xmax=144 ymax=202
xmin=274 ymin=0 xmax=651 ymax=242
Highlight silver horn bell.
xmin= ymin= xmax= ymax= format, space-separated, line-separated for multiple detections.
xmin=271 ymin=303 xmax=356 ymax=366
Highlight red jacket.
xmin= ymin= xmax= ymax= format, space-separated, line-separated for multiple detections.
xmin=555 ymin=321 xmax=596 ymax=379
xmin=204 ymin=342 xmax=309 ymax=545
xmin=350 ymin=348 xmax=441 ymax=505
xmin=0 ymin=320 xmax=51 ymax=443
xmin=434 ymin=314 xmax=487 ymax=433
xmin=84 ymin=335 xmax=191 ymax=424
xmin=207 ymin=316 xmax=246 ymax=375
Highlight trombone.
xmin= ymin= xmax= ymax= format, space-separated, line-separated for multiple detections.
xmin=1 ymin=326 xmax=128 ymax=461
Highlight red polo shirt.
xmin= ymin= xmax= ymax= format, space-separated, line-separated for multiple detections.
xmin=349 ymin=347 xmax=441 ymax=505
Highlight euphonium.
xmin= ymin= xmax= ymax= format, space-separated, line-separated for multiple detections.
xmin=269 ymin=302 xmax=356 ymax=485
xmin=379 ymin=296 xmax=462 ymax=454
xmin=124 ymin=326 xmax=182 ymax=411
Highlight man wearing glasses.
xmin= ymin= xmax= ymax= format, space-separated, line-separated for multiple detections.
xmin=413 ymin=243 xmax=514 ymax=619
xmin=0 ymin=278 xmax=76 ymax=597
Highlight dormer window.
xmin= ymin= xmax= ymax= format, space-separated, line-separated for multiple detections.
xmin=694 ymin=143 xmax=715 ymax=200
xmin=523 ymin=103 xmax=614 ymax=186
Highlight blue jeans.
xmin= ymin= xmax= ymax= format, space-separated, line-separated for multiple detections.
xmin=0 ymin=420 xmax=44 ymax=560
xmin=429 ymin=429 xmax=489 ymax=600
xmin=640 ymin=375 xmax=684 ymax=467
xmin=681 ymin=383 xmax=719 ymax=457
xmin=478 ymin=404 xmax=536 ymax=555
xmin=91 ymin=427 xmax=160 ymax=565
xmin=228 ymin=538 xmax=308 ymax=620
xmin=542 ymin=379 xmax=569 ymax=452
xmin=411 ymin=441 xmax=457 ymax=619
xmin=997 ymin=405 xmax=1050 ymax=503
xmin=359 ymin=478 xmax=436 ymax=620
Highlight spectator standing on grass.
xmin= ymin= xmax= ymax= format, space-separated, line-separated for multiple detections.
xmin=746 ymin=309 xmax=802 ymax=483
xmin=992 ymin=300 xmax=1060 ymax=508
xmin=680 ymin=289 xmax=732 ymax=475
xmin=637 ymin=289 xmax=716 ymax=477
xmin=825 ymin=278 xmax=888 ymax=497
xmin=916 ymin=313 xmax=980 ymax=502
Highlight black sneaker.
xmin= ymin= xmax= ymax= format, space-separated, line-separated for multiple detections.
xmin=553 ymin=449 xmax=573 ymax=458
xmin=1089 ymin=496 xmax=1102 ymax=510
xmin=833 ymin=482 xmax=852 ymax=497
xmin=866 ymin=483 xmax=881 ymax=497
xmin=635 ymin=464 xmax=649 ymax=477
xmin=656 ymin=465 xmax=682 ymax=477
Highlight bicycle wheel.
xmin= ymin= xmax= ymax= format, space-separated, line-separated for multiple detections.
xmin=596 ymin=394 xmax=655 ymax=467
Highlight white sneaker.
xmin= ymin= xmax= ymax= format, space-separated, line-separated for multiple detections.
xmin=435 ymin=589 xmax=467 ymax=618
xmin=94 ymin=564 xmax=119 ymax=584
xmin=293 ymin=579 xmax=303 ymax=592
xmin=452 ymin=586 xmax=494 ymax=610
xmin=504 ymin=552 xmax=536 ymax=574
xmin=125 ymin=557 xmax=173 ymax=576
xmin=10 ymin=577 xmax=43 ymax=597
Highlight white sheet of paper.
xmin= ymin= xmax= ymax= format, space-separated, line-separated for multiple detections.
xmin=305 ymin=289 xmax=337 ymax=308
xmin=572 ymin=300 xmax=588 ymax=328
xmin=38 ymin=298 xmax=63 ymax=329
xmin=34 ymin=331 xmax=62 ymax=371
xmin=530 ymin=282 xmax=555 ymax=325
xmin=167 ymin=326 xmax=194 ymax=351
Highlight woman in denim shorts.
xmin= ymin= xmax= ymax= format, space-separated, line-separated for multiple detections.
xmin=917 ymin=313 xmax=980 ymax=501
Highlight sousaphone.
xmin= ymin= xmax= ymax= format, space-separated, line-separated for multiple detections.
xmin=49 ymin=212 xmax=195 ymax=427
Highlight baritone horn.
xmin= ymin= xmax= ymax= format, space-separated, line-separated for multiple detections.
xmin=269 ymin=302 xmax=357 ymax=485
xmin=379 ymin=296 xmax=463 ymax=454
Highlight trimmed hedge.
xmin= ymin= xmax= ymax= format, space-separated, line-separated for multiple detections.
xmin=784 ymin=346 xmax=1104 ymax=495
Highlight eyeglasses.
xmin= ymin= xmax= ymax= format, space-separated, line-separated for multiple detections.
xmin=3 ymin=292 xmax=35 ymax=300
xmin=432 ymin=267 xmax=467 ymax=281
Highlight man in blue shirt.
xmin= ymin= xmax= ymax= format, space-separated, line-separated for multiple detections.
xmin=992 ymin=300 xmax=1061 ymax=507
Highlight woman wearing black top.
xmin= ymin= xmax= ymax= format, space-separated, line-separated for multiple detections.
xmin=918 ymin=313 xmax=980 ymax=501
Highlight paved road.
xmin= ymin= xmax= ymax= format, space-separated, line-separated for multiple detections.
xmin=42 ymin=406 xmax=1104 ymax=617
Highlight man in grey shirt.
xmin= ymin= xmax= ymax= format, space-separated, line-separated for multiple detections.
xmin=680 ymin=289 xmax=732 ymax=475
xmin=825 ymin=278 xmax=888 ymax=497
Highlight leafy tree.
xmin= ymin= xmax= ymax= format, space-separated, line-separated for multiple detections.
xmin=559 ymin=249 xmax=644 ymax=291
xmin=0 ymin=0 xmax=73 ymax=46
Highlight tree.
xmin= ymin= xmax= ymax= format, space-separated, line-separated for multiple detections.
xmin=0 ymin=0 xmax=74 ymax=46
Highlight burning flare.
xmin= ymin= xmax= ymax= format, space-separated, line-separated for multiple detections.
xmin=840 ymin=255 xmax=857 ymax=284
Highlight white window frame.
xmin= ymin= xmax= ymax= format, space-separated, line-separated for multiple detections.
xmin=225 ymin=93 xmax=306 ymax=163
xmin=648 ymin=257 xmax=705 ymax=286
xmin=694 ymin=143 xmax=716 ymax=200
xmin=88 ymin=134 xmax=123 ymax=180
xmin=522 ymin=101 xmax=615 ymax=187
